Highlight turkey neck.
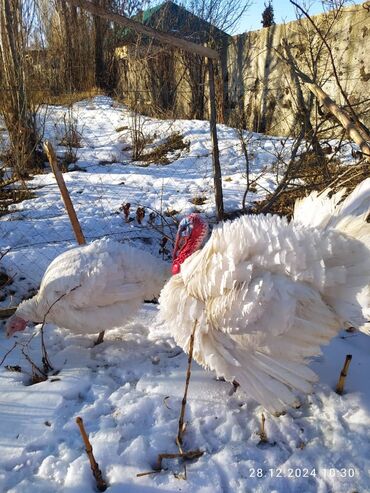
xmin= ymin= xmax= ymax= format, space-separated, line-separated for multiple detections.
xmin=16 ymin=296 xmax=42 ymax=323
xmin=174 ymin=229 xmax=207 ymax=273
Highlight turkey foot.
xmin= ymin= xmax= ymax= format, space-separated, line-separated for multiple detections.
xmin=94 ymin=330 xmax=105 ymax=346
xmin=216 ymin=376 xmax=240 ymax=394
xmin=176 ymin=319 xmax=198 ymax=450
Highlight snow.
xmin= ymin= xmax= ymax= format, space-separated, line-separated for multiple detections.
xmin=0 ymin=96 xmax=369 ymax=492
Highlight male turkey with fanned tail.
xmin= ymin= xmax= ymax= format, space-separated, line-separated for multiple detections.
xmin=160 ymin=179 xmax=370 ymax=414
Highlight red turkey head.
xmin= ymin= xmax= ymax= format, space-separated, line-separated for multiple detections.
xmin=172 ymin=213 xmax=208 ymax=274
xmin=6 ymin=315 xmax=27 ymax=337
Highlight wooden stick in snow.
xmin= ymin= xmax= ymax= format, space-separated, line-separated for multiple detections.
xmin=155 ymin=449 xmax=204 ymax=472
xmin=208 ymin=59 xmax=224 ymax=221
xmin=335 ymin=354 xmax=353 ymax=395
xmin=44 ymin=142 xmax=104 ymax=344
xmin=259 ymin=413 xmax=268 ymax=443
xmin=176 ymin=319 xmax=198 ymax=450
xmin=76 ymin=417 xmax=107 ymax=492
xmin=43 ymin=141 xmax=86 ymax=245
xmin=144 ymin=322 xmax=203 ymax=476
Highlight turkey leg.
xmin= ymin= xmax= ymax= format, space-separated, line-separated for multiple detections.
xmin=216 ymin=376 xmax=240 ymax=393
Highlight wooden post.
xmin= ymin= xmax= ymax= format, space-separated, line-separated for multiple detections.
xmin=215 ymin=61 xmax=226 ymax=124
xmin=259 ymin=413 xmax=268 ymax=443
xmin=76 ymin=417 xmax=107 ymax=491
xmin=335 ymin=354 xmax=353 ymax=395
xmin=43 ymin=141 xmax=86 ymax=245
xmin=208 ymin=58 xmax=224 ymax=222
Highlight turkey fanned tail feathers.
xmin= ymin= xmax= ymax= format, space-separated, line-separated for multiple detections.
xmin=159 ymin=178 xmax=370 ymax=413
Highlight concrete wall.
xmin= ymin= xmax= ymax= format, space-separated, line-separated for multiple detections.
xmin=116 ymin=2 xmax=370 ymax=136
xmin=227 ymin=2 xmax=370 ymax=135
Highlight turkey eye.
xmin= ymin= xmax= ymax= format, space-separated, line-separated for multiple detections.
xmin=178 ymin=218 xmax=190 ymax=234
xmin=181 ymin=224 xmax=192 ymax=237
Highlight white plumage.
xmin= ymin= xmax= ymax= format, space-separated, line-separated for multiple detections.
xmin=9 ymin=238 xmax=169 ymax=336
xmin=159 ymin=179 xmax=370 ymax=414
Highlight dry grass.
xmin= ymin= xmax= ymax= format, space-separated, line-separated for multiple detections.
xmin=59 ymin=129 xmax=82 ymax=149
xmin=0 ymin=187 xmax=36 ymax=216
xmin=138 ymin=132 xmax=190 ymax=165
xmin=164 ymin=208 xmax=180 ymax=217
xmin=253 ymin=155 xmax=368 ymax=218
xmin=190 ymin=196 xmax=207 ymax=206
xmin=292 ymin=151 xmax=340 ymax=187
xmin=39 ymin=88 xmax=103 ymax=106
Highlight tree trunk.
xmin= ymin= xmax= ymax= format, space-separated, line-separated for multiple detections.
xmin=94 ymin=0 xmax=107 ymax=89
xmin=0 ymin=0 xmax=37 ymax=177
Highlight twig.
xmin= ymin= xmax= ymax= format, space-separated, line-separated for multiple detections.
xmin=326 ymin=166 xmax=367 ymax=193
xmin=0 ymin=341 xmax=18 ymax=366
xmin=237 ymin=127 xmax=251 ymax=212
xmin=335 ymin=354 xmax=352 ymax=395
xmin=76 ymin=417 xmax=107 ymax=492
xmin=21 ymin=347 xmax=47 ymax=380
xmin=136 ymin=470 xmax=162 ymax=477
xmin=44 ymin=141 xmax=86 ymax=245
xmin=131 ymin=201 xmax=177 ymax=243
xmin=40 ymin=325 xmax=53 ymax=373
xmin=258 ymin=130 xmax=305 ymax=214
xmin=144 ymin=321 xmax=203 ymax=478
xmin=0 ymin=248 xmax=10 ymax=261
xmin=176 ymin=319 xmax=198 ymax=450
xmin=37 ymin=284 xmax=81 ymax=373
xmin=137 ymin=449 xmax=204 ymax=477
xmin=0 ymin=178 xmax=18 ymax=189
xmin=154 ymin=449 xmax=204 ymax=472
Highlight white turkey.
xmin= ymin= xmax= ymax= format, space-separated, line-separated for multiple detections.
xmin=159 ymin=179 xmax=370 ymax=414
xmin=6 ymin=238 xmax=169 ymax=342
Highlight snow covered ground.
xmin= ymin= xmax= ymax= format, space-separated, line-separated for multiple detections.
xmin=0 ymin=96 xmax=369 ymax=492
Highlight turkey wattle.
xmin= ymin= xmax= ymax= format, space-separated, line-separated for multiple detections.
xmin=159 ymin=179 xmax=370 ymax=414
xmin=6 ymin=238 xmax=169 ymax=339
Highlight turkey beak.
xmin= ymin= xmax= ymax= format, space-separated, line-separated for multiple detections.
xmin=173 ymin=223 xmax=190 ymax=260
xmin=5 ymin=316 xmax=28 ymax=337
xmin=173 ymin=232 xmax=181 ymax=261
xmin=173 ymin=231 xmax=185 ymax=260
